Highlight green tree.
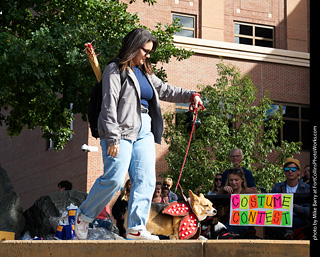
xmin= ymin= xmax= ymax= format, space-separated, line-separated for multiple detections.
xmin=0 ymin=0 xmax=192 ymax=149
xmin=162 ymin=61 xmax=301 ymax=193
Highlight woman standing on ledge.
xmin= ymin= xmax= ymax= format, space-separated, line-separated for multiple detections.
xmin=75 ymin=28 xmax=202 ymax=240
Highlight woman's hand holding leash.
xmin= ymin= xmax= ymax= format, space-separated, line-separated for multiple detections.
xmin=189 ymin=93 xmax=205 ymax=112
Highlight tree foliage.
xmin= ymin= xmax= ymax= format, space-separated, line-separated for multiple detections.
xmin=0 ymin=0 xmax=192 ymax=149
xmin=162 ymin=61 xmax=301 ymax=193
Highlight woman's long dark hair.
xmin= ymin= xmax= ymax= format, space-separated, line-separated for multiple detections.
xmin=117 ymin=28 xmax=158 ymax=74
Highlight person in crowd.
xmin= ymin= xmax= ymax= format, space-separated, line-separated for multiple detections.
xmin=270 ymin=158 xmax=310 ymax=239
xmin=219 ymin=164 xmax=249 ymax=195
xmin=74 ymin=28 xmax=202 ymax=240
xmin=162 ymin=177 xmax=178 ymax=202
xmin=161 ymin=187 xmax=170 ymax=204
xmin=301 ymin=164 xmax=310 ymax=185
xmin=207 ymin=173 xmax=222 ymax=195
xmin=219 ymin=164 xmax=251 ymax=235
xmin=112 ymin=179 xmax=132 ymax=238
xmin=221 ymin=149 xmax=257 ymax=193
xmin=58 ymin=180 xmax=73 ymax=191
xmin=152 ymin=182 xmax=165 ymax=203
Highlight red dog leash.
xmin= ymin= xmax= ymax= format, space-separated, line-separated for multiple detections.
xmin=175 ymin=95 xmax=205 ymax=192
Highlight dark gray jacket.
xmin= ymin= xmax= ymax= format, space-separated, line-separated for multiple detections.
xmin=98 ymin=62 xmax=195 ymax=145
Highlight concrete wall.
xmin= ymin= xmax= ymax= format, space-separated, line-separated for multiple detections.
xmin=0 ymin=240 xmax=310 ymax=257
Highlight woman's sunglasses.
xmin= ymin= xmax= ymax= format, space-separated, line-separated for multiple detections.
xmin=284 ymin=167 xmax=298 ymax=172
xmin=141 ymin=47 xmax=152 ymax=55
xmin=215 ymin=178 xmax=222 ymax=182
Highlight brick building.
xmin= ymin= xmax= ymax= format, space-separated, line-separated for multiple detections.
xmin=0 ymin=0 xmax=310 ymax=210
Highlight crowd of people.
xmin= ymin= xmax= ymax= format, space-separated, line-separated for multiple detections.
xmin=57 ymin=147 xmax=310 ymax=240
xmin=151 ymin=178 xmax=178 ymax=204
xmin=128 ymin=147 xmax=310 ymax=240
xmin=204 ymin=148 xmax=310 ymax=240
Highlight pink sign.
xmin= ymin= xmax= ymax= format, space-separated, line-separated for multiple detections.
xmin=229 ymin=193 xmax=293 ymax=227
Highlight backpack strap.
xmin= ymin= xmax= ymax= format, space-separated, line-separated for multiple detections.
xmin=87 ymin=58 xmax=127 ymax=139
xmin=119 ymin=66 xmax=127 ymax=85
xmin=107 ymin=57 xmax=127 ymax=85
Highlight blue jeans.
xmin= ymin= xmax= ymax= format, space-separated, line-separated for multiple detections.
xmin=78 ymin=113 xmax=156 ymax=231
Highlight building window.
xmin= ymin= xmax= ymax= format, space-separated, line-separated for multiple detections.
xmin=172 ymin=13 xmax=196 ymax=38
xmin=234 ymin=22 xmax=274 ymax=48
xmin=266 ymin=104 xmax=310 ymax=150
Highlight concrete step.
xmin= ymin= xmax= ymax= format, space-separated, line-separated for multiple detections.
xmin=0 ymin=239 xmax=310 ymax=257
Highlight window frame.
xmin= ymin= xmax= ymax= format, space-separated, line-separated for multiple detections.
xmin=234 ymin=21 xmax=275 ymax=48
xmin=172 ymin=13 xmax=197 ymax=38
xmin=267 ymin=103 xmax=310 ymax=150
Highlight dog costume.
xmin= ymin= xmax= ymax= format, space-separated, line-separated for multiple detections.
xmin=162 ymin=201 xmax=201 ymax=240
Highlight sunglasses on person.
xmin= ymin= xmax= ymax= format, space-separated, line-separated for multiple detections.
xmin=141 ymin=47 xmax=152 ymax=55
xmin=163 ymin=183 xmax=171 ymax=187
xmin=215 ymin=178 xmax=222 ymax=182
xmin=284 ymin=167 xmax=298 ymax=172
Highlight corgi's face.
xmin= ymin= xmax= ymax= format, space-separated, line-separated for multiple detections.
xmin=188 ymin=190 xmax=217 ymax=221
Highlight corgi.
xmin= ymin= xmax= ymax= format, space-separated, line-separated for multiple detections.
xmin=124 ymin=190 xmax=217 ymax=240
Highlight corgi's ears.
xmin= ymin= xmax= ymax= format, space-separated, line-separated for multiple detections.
xmin=188 ymin=190 xmax=205 ymax=199
xmin=188 ymin=190 xmax=195 ymax=198
xmin=188 ymin=190 xmax=200 ymax=203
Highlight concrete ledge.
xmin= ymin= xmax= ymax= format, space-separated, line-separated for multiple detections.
xmin=204 ymin=240 xmax=310 ymax=257
xmin=0 ymin=240 xmax=310 ymax=257
xmin=0 ymin=240 xmax=203 ymax=257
